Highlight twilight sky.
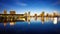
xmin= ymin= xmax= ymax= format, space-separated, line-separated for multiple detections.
xmin=0 ymin=0 xmax=60 ymax=14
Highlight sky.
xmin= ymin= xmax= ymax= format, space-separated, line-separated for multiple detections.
xmin=0 ymin=0 xmax=60 ymax=15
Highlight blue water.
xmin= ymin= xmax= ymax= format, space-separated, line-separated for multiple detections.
xmin=0 ymin=21 xmax=60 ymax=34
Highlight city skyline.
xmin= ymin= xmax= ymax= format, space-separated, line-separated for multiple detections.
xmin=0 ymin=9 xmax=59 ymax=15
xmin=0 ymin=10 xmax=60 ymax=25
xmin=0 ymin=9 xmax=60 ymax=15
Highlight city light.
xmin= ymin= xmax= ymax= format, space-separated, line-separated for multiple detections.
xmin=0 ymin=10 xmax=60 ymax=26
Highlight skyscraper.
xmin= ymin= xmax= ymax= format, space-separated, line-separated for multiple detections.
xmin=10 ymin=10 xmax=16 ymax=14
xmin=4 ymin=9 xmax=7 ymax=14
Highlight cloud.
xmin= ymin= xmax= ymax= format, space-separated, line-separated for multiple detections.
xmin=16 ymin=2 xmax=27 ymax=6
xmin=14 ymin=0 xmax=27 ymax=6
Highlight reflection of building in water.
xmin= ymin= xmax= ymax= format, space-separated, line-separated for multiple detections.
xmin=4 ymin=22 xmax=7 ymax=26
xmin=53 ymin=17 xmax=57 ymax=24
xmin=59 ymin=18 xmax=60 ymax=21
xmin=10 ymin=22 xmax=15 ymax=26
xmin=57 ymin=17 xmax=60 ymax=21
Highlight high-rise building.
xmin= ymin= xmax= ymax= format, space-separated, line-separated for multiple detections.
xmin=35 ymin=13 xmax=37 ymax=20
xmin=4 ymin=9 xmax=7 ymax=14
xmin=10 ymin=10 xmax=16 ymax=14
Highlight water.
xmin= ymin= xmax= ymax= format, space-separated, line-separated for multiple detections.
xmin=0 ymin=21 xmax=60 ymax=34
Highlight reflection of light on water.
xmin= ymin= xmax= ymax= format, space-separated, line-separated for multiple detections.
xmin=30 ymin=17 xmax=34 ymax=21
xmin=30 ymin=17 xmax=41 ymax=22
xmin=3 ymin=17 xmax=59 ymax=25
xmin=4 ymin=22 xmax=7 ymax=26
xmin=42 ymin=22 xmax=44 ymax=24
xmin=45 ymin=17 xmax=49 ymax=22
xmin=30 ymin=17 xmax=58 ymax=24
xmin=50 ymin=18 xmax=53 ymax=21
xmin=53 ymin=17 xmax=57 ymax=24
xmin=10 ymin=22 xmax=15 ymax=26
xmin=28 ymin=22 xmax=30 ymax=24
xmin=58 ymin=17 xmax=60 ymax=21
xmin=59 ymin=18 xmax=60 ymax=21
